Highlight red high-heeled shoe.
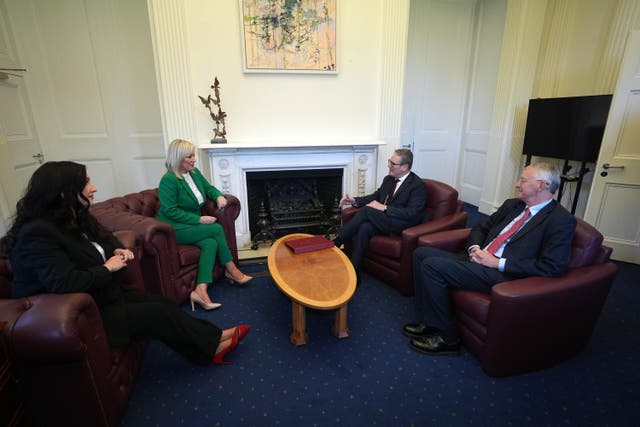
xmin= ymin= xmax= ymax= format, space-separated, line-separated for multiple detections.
xmin=213 ymin=327 xmax=240 ymax=365
xmin=237 ymin=324 xmax=250 ymax=341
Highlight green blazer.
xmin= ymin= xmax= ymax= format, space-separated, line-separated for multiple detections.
xmin=157 ymin=167 xmax=224 ymax=231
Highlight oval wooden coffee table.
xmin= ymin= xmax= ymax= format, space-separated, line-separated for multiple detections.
xmin=268 ymin=233 xmax=357 ymax=346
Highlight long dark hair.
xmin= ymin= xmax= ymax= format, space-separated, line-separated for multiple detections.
xmin=0 ymin=161 xmax=108 ymax=257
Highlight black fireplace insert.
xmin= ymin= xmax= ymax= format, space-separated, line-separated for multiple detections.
xmin=246 ymin=168 xmax=343 ymax=249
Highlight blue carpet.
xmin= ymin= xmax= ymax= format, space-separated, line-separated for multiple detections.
xmin=121 ymin=259 xmax=639 ymax=426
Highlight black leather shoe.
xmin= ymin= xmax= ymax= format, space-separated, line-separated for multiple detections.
xmin=332 ymin=237 xmax=343 ymax=249
xmin=409 ymin=335 xmax=461 ymax=356
xmin=402 ymin=323 xmax=439 ymax=338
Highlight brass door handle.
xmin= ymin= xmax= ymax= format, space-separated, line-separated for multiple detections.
xmin=602 ymin=163 xmax=624 ymax=170
xmin=32 ymin=153 xmax=44 ymax=164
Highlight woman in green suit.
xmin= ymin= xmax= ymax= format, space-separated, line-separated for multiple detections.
xmin=157 ymin=139 xmax=252 ymax=311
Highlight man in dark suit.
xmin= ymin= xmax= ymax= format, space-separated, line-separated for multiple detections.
xmin=334 ymin=148 xmax=427 ymax=275
xmin=405 ymin=162 xmax=576 ymax=355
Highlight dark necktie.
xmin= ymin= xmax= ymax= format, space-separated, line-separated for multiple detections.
xmin=485 ymin=207 xmax=530 ymax=255
xmin=385 ymin=178 xmax=400 ymax=205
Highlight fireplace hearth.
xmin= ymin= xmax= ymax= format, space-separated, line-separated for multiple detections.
xmin=247 ymin=169 xmax=342 ymax=248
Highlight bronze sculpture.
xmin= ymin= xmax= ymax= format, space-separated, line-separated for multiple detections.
xmin=198 ymin=77 xmax=227 ymax=143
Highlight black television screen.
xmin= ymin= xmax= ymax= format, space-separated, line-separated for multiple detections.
xmin=522 ymin=94 xmax=613 ymax=162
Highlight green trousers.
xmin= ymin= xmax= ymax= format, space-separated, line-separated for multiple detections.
xmin=174 ymin=223 xmax=233 ymax=284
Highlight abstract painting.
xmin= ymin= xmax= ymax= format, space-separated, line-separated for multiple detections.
xmin=240 ymin=0 xmax=337 ymax=73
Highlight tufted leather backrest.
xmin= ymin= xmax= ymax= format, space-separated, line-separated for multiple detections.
xmin=93 ymin=189 xmax=161 ymax=218
xmin=424 ymin=179 xmax=463 ymax=220
xmin=568 ymin=217 xmax=608 ymax=268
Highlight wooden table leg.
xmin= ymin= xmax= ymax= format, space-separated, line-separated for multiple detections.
xmin=290 ymin=301 xmax=309 ymax=346
xmin=332 ymin=303 xmax=350 ymax=339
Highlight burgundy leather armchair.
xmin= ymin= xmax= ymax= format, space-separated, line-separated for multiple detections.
xmin=0 ymin=231 xmax=145 ymax=427
xmin=417 ymin=217 xmax=618 ymax=377
xmin=90 ymin=188 xmax=241 ymax=305
xmin=341 ymin=178 xmax=467 ymax=296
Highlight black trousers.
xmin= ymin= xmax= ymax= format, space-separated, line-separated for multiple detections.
xmin=412 ymin=246 xmax=508 ymax=341
xmin=339 ymin=206 xmax=391 ymax=270
xmin=100 ymin=290 xmax=221 ymax=365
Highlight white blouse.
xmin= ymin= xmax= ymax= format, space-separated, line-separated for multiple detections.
xmin=89 ymin=240 xmax=107 ymax=262
xmin=183 ymin=172 xmax=205 ymax=205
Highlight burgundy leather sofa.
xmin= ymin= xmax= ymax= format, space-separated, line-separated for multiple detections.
xmin=341 ymin=178 xmax=467 ymax=296
xmin=417 ymin=217 xmax=619 ymax=377
xmin=90 ymin=188 xmax=241 ymax=304
xmin=0 ymin=231 xmax=146 ymax=427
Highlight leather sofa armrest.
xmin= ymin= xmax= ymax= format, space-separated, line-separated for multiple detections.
xmin=340 ymin=206 xmax=359 ymax=225
xmin=112 ymin=230 xmax=145 ymax=291
xmin=343 ymin=208 xmax=467 ymax=241
xmin=417 ymin=228 xmax=471 ymax=253
xmin=491 ymin=263 xmax=618 ymax=300
xmin=203 ymin=194 xmax=241 ymax=220
xmin=403 ymin=212 xmax=468 ymax=239
xmin=203 ymin=194 xmax=241 ymax=227
xmin=202 ymin=194 xmax=241 ymax=259
xmin=92 ymin=209 xmax=181 ymax=273
xmin=467 ymin=262 xmax=618 ymax=377
xmin=113 ymin=230 xmax=137 ymax=250
xmin=485 ymin=262 xmax=618 ymax=354
xmin=0 ymin=293 xmax=111 ymax=363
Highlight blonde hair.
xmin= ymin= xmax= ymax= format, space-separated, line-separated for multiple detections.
xmin=165 ymin=139 xmax=195 ymax=177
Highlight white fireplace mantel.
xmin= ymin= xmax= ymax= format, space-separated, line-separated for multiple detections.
xmin=199 ymin=140 xmax=383 ymax=248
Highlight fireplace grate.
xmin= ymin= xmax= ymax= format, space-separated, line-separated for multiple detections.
xmin=248 ymin=172 xmax=341 ymax=249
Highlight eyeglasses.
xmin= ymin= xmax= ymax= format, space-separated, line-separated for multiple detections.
xmin=388 ymin=159 xmax=404 ymax=166
xmin=518 ymin=178 xmax=549 ymax=186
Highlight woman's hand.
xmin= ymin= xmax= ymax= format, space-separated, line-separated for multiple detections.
xmin=199 ymin=215 xmax=218 ymax=224
xmin=216 ymin=195 xmax=228 ymax=208
xmin=104 ymin=254 xmax=128 ymax=272
xmin=104 ymin=248 xmax=134 ymax=272
xmin=114 ymin=248 xmax=135 ymax=261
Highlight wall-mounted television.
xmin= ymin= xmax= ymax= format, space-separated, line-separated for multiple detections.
xmin=522 ymin=94 xmax=613 ymax=163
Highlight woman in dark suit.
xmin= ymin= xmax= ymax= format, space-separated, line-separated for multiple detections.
xmin=0 ymin=161 xmax=248 ymax=365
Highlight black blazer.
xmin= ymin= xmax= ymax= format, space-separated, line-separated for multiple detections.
xmin=469 ymin=198 xmax=576 ymax=278
xmin=354 ymin=171 xmax=427 ymax=232
xmin=10 ymin=219 xmax=134 ymax=345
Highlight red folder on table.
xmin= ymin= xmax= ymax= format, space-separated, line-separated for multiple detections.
xmin=285 ymin=236 xmax=335 ymax=254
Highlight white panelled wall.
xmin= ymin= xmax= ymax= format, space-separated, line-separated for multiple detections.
xmin=149 ymin=0 xmax=639 ymax=220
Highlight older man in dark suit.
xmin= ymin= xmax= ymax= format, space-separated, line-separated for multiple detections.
xmin=405 ymin=162 xmax=576 ymax=355
xmin=334 ymin=148 xmax=427 ymax=276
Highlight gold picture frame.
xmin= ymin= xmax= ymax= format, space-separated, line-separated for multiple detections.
xmin=239 ymin=0 xmax=337 ymax=74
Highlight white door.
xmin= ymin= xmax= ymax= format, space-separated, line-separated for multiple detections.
xmin=0 ymin=78 xmax=43 ymax=234
xmin=401 ymin=0 xmax=475 ymax=185
xmin=0 ymin=1 xmax=44 ymax=232
xmin=2 ymin=0 xmax=166 ymax=205
xmin=584 ymin=30 xmax=640 ymax=264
